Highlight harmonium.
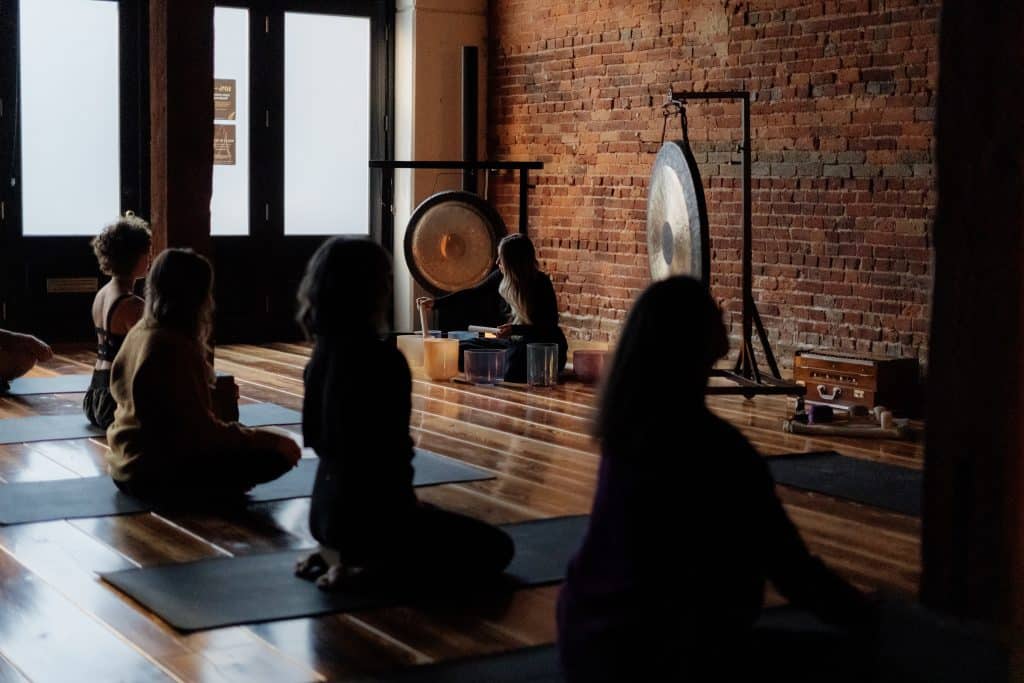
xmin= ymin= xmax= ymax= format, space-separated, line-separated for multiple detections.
xmin=793 ymin=350 xmax=920 ymax=417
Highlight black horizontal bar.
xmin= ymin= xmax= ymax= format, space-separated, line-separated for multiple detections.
xmin=669 ymin=90 xmax=749 ymax=102
xmin=369 ymin=160 xmax=544 ymax=170
xmin=708 ymin=370 xmax=806 ymax=396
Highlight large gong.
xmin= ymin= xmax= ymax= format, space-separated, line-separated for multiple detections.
xmin=646 ymin=140 xmax=711 ymax=286
xmin=404 ymin=191 xmax=507 ymax=296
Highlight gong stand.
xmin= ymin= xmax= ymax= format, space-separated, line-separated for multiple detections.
xmin=368 ymin=160 xmax=543 ymax=236
xmin=666 ymin=90 xmax=804 ymax=398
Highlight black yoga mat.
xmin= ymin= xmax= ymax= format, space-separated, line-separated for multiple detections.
xmin=0 ymin=448 xmax=492 ymax=525
xmin=357 ymin=645 xmax=562 ymax=683
xmin=102 ymin=515 xmax=590 ymax=631
xmin=364 ymin=603 xmax=1006 ymax=683
xmin=0 ymin=402 xmax=300 ymax=445
xmin=768 ymin=451 xmax=921 ymax=517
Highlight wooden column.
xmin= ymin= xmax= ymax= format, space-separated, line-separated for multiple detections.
xmin=148 ymin=0 xmax=214 ymax=256
xmin=922 ymin=0 xmax=1024 ymax=639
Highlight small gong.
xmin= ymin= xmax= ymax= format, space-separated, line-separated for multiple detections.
xmin=404 ymin=191 xmax=507 ymax=296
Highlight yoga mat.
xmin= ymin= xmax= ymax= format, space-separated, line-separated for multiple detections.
xmin=6 ymin=374 xmax=91 ymax=395
xmin=361 ymin=604 xmax=1005 ymax=683
xmin=0 ymin=402 xmax=300 ymax=445
xmin=102 ymin=515 xmax=590 ymax=631
xmin=769 ymin=451 xmax=921 ymax=517
xmin=4 ymin=370 xmax=233 ymax=396
xmin=237 ymin=402 xmax=302 ymax=427
xmin=0 ymin=448 xmax=492 ymax=525
xmin=357 ymin=645 xmax=562 ymax=683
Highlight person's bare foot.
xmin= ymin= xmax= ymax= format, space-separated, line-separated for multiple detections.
xmin=315 ymin=563 xmax=368 ymax=591
xmin=295 ymin=545 xmax=340 ymax=581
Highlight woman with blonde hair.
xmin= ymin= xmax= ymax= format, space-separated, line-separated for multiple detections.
xmin=419 ymin=233 xmax=568 ymax=382
xmin=105 ymin=248 xmax=300 ymax=501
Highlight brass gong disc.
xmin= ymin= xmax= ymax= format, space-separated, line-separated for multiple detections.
xmin=404 ymin=191 xmax=506 ymax=296
xmin=646 ymin=140 xmax=711 ymax=286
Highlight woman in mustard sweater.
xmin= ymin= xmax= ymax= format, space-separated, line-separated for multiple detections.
xmin=106 ymin=248 xmax=300 ymax=501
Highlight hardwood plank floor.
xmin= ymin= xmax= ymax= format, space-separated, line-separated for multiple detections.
xmin=0 ymin=343 xmax=923 ymax=681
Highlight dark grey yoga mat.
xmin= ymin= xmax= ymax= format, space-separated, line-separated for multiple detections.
xmin=0 ymin=402 xmax=301 ymax=444
xmin=4 ymin=370 xmax=232 ymax=396
xmin=102 ymin=515 xmax=590 ymax=631
xmin=768 ymin=451 xmax=921 ymax=517
xmin=362 ymin=603 xmax=1006 ymax=683
xmin=0 ymin=448 xmax=492 ymax=525
xmin=6 ymin=374 xmax=91 ymax=395
xmin=355 ymin=645 xmax=562 ymax=683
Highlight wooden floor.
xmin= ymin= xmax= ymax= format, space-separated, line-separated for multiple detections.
xmin=0 ymin=343 xmax=922 ymax=682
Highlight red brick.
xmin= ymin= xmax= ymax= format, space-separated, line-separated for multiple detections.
xmin=488 ymin=0 xmax=937 ymax=365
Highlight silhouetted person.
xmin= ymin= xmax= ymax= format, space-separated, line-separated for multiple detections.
xmin=418 ymin=233 xmax=568 ymax=382
xmin=557 ymin=276 xmax=876 ymax=682
xmin=84 ymin=213 xmax=152 ymax=428
xmin=106 ymin=249 xmax=300 ymax=501
xmin=294 ymin=237 xmax=513 ymax=590
xmin=0 ymin=329 xmax=53 ymax=391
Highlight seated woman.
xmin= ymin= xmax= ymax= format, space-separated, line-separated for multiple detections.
xmin=0 ymin=329 xmax=53 ymax=391
xmin=557 ymin=276 xmax=876 ymax=682
xmin=294 ymin=236 xmax=514 ymax=590
xmin=106 ymin=248 xmax=300 ymax=502
xmin=84 ymin=214 xmax=152 ymax=428
xmin=418 ymin=233 xmax=568 ymax=382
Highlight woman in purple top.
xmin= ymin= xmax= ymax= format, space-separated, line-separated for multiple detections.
xmin=557 ymin=276 xmax=875 ymax=682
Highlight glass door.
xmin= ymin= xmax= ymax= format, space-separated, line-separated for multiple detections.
xmin=211 ymin=0 xmax=390 ymax=342
xmin=0 ymin=0 xmax=147 ymax=340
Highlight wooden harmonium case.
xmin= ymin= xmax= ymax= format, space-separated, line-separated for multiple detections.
xmin=793 ymin=350 xmax=919 ymax=416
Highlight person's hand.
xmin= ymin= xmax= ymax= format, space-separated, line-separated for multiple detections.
xmin=254 ymin=429 xmax=301 ymax=468
xmin=13 ymin=333 xmax=52 ymax=361
xmin=416 ymin=297 xmax=434 ymax=312
xmin=496 ymin=323 xmax=513 ymax=338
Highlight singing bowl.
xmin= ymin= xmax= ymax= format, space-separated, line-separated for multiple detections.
xmin=572 ymin=349 xmax=609 ymax=384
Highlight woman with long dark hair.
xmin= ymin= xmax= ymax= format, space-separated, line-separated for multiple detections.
xmin=557 ymin=276 xmax=875 ymax=681
xmin=418 ymin=233 xmax=568 ymax=382
xmin=105 ymin=248 xmax=300 ymax=501
xmin=294 ymin=236 xmax=513 ymax=590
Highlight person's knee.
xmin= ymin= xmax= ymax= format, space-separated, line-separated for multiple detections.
xmin=488 ymin=527 xmax=515 ymax=572
xmin=0 ymin=349 xmax=38 ymax=380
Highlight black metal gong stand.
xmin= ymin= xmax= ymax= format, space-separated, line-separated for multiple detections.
xmin=666 ymin=90 xmax=804 ymax=398
xmin=368 ymin=160 xmax=543 ymax=236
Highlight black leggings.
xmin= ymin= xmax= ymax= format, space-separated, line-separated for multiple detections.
xmin=114 ymin=447 xmax=291 ymax=505
xmin=327 ymin=502 xmax=515 ymax=583
xmin=83 ymin=370 xmax=117 ymax=429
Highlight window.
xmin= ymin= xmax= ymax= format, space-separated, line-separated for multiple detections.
xmin=18 ymin=0 xmax=120 ymax=236
xmin=283 ymin=12 xmax=370 ymax=236
xmin=211 ymin=7 xmax=251 ymax=236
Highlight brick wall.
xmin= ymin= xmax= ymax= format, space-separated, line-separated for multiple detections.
xmin=488 ymin=0 xmax=938 ymax=366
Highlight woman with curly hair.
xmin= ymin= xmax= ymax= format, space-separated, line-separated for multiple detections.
xmin=83 ymin=213 xmax=153 ymax=428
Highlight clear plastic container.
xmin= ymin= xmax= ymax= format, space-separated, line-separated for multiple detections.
xmin=527 ymin=342 xmax=559 ymax=387
xmin=464 ymin=349 xmax=507 ymax=385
